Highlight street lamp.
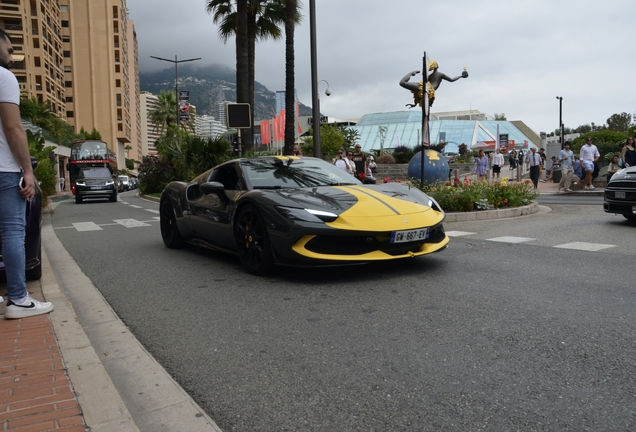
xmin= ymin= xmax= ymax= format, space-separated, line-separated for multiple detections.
xmin=556 ymin=96 xmax=563 ymax=148
xmin=150 ymin=55 xmax=201 ymax=128
xmin=311 ymin=79 xmax=331 ymax=158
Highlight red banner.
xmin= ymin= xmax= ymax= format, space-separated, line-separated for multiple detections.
xmin=261 ymin=120 xmax=271 ymax=145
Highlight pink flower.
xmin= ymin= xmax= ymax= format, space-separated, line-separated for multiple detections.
xmin=383 ymin=177 xmax=390 ymax=183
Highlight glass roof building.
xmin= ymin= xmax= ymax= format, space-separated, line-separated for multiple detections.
xmin=351 ymin=110 xmax=540 ymax=154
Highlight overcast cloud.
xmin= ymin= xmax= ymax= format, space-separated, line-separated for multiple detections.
xmin=128 ymin=0 xmax=635 ymax=134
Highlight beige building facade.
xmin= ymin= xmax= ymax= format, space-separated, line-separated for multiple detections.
xmin=59 ymin=0 xmax=140 ymax=169
xmin=0 ymin=0 xmax=67 ymax=116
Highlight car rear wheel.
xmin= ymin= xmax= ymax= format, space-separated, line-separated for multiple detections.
xmin=160 ymin=201 xmax=185 ymax=248
xmin=235 ymin=205 xmax=274 ymax=275
xmin=75 ymin=195 xmax=82 ymax=204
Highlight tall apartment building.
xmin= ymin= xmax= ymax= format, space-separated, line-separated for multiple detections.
xmin=0 ymin=0 xmax=67 ymax=116
xmin=0 ymin=0 xmax=141 ymax=168
xmin=140 ymin=91 xmax=160 ymax=156
xmin=59 ymin=0 xmax=140 ymax=169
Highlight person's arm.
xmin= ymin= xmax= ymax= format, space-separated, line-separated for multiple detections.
xmin=0 ymin=102 xmax=34 ymax=200
xmin=622 ymin=146 xmax=629 ymax=167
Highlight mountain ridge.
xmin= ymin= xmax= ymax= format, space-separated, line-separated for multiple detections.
xmin=139 ymin=63 xmax=312 ymax=122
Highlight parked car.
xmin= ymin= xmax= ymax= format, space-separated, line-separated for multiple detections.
xmin=604 ymin=166 xmax=636 ymax=221
xmin=0 ymin=176 xmax=43 ymax=281
xmin=75 ymin=167 xmax=117 ymax=203
xmin=160 ymin=156 xmax=449 ymax=275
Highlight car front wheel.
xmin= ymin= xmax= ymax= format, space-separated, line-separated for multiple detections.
xmin=234 ymin=205 xmax=274 ymax=275
xmin=160 ymin=200 xmax=185 ymax=248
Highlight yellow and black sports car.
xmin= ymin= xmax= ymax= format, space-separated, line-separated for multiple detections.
xmin=159 ymin=156 xmax=449 ymax=274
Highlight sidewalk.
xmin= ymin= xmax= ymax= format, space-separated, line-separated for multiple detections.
xmin=1 ymin=204 xmax=222 ymax=432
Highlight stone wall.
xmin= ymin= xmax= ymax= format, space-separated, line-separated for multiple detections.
xmin=373 ymin=163 xmax=474 ymax=182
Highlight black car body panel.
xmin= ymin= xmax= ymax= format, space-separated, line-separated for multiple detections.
xmin=160 ymin=157 xmax=449 ymax=273
xmin=604 ymin=167 xmax=636 ymax=221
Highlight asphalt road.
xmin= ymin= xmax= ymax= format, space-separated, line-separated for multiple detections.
xmin=50 ymin=192 xmax=636 ymax=431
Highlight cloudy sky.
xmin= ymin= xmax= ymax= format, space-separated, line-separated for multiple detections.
xmin=128 ymin=0 xmax=635 ymax=134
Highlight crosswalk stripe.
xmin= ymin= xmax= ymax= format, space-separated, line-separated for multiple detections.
xmin=72 ymin=222 xmax=103 ymax=232
xmin=114 ymin=219 xmax=152 ymax=228
xmin=553 ymin=242 xmax=616 ymax=251
xmin=487 ymin=236 xmax=535 ymax=243
xmin=446 ymin=231 xmax=476 ymax=237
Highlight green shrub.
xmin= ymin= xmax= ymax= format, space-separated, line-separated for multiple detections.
xmin=377 ymin=153 xmax=396 ymax=164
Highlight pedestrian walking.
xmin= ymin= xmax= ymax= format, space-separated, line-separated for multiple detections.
xmin=492 ymin=149 xmax=504 ymax=179
xmin=59 ymin=175 xmax=65 ymax=191
xmin=526 ymin=147 xmax=541 ymax=189
xmin=0 ymin=29 xmax=54 ymax=318
xmin=580 ymin=137 xmax=600 ymax=190
xmin=474 ymin=150 xmax=488 ymax=181
xmin=556 ymin=141 xmax=574 ymax=192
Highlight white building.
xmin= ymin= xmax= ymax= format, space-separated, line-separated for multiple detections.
xmin=140 ymin=91 xmax=160 ymax=156
xmin=195 ymin=115 xmax=227 ymax=139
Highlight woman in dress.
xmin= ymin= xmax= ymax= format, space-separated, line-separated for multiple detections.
xmin=474 ymin=150 xmax=489 ymax=181
xmin=621 ymin=136 xmax=636 ymax=168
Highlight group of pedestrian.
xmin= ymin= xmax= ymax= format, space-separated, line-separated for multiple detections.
xmin=0 ymin=29 xmax=54 ymax=319
xmin=333 ymin=144 xmax=376 ymax=180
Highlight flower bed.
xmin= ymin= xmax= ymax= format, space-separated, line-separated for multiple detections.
xmin=406 ymin=176 xmax=539 ymax=213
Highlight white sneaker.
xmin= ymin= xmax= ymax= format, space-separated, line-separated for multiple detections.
xmin=565 ymin=188 xmax=572 ymax=192
xmin=5 ymin=295 xmax=54 ymax=319
xmin=556 ymin=187 xmax=561 ymax=192
xmin=584 ymin=186 xmax=590 ymax=190
xmin=589 ymin=185 xmax=595 ymax=190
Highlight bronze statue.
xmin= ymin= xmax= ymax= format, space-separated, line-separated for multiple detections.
xmin=400 ymin=61 xmax=468 ymax=108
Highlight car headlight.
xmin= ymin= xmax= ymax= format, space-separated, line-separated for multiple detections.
xmin=105 ymin=180 xmax=114 ymax=186
xmin=276 ymin=206 xmax=338 ymax=223
xmin=428 ymin=197 xmax=444 ymax=213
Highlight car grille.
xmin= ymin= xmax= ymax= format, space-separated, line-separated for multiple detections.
xmin=607 ymin=181 xmax=636 ymax=189
xmin=305 ymin=225 xmax=446 ymax=256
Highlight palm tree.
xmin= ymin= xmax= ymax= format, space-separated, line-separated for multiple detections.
xmin=283 ymin=0 xmax=297 ymax=155
xmin=148 ymin=90 xmax=177 ymax=135
xmin=206 ymin=0 xmax=302 ymax=148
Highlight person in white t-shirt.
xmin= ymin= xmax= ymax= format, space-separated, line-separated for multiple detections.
xmin=492 ymin=149 xmax=504 ymax=179
xmin=0 ymin=29 xmax=53 ymax=318
xmin=579 ymin=137 xmax=600 ymax=190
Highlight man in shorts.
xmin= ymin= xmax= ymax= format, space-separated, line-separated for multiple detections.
xmin=579 ymin=137 xmax=600 ymax=190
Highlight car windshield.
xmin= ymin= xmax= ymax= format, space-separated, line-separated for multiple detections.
xmin=242 ymin=157 xmax=362 ymax=189
xmin=79 ymin=167 xmax=111 ymax=179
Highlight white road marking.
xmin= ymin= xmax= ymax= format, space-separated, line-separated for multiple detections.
xmin=114 ymin=219 xmax=152 ymax=228
xmin=553 ymin=242 xmax=616 ymax=251
xmin=72 ymin=222 xmax=103 ymax=232
xmin=446 ymin=231 xmax=476 ymax=237
xmin=487 ymin=236 xmax=535 ymax=243
xmin=145 ymin=209 xmax=160 ymax=214
xmin=129 ymin=205 xmax=143 ymax=209
xmin=120 ymin=201 xmax=128 ymax=204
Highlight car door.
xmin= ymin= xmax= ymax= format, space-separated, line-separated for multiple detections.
xmin=187 ymin=163 xmax=243 ymax=249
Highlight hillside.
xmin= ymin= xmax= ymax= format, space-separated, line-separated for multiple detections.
xmin=139 ymin=63 xmax=312 ymax=122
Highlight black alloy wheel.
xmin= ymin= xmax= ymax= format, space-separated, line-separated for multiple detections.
xmin=160 ymin=201 xmax=185 ymax=248
xmin=234 ymin=205 xmax=274 ymax=275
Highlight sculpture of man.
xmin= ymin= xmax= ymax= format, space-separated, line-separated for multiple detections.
xmin=400 ymin=61 xmax=468 ymax=108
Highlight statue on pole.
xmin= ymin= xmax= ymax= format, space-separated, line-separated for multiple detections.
xmin=400 ymin=61 xmax=468 ymax=108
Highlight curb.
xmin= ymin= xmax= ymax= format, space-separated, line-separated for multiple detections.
xmin=42 ymin=206 xmax=223 ymax=432
xmin=443 ymin=201 xmax=539 ymax=223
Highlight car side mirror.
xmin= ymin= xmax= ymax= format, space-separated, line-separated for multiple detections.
xmin=200 ymin=181 xmax=229 ymax=203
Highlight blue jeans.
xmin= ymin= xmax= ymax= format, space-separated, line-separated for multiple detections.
xmin=0 ymin=171 xmax=27 ymax=300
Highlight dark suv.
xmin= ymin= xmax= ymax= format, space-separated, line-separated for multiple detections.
xmin=75 ymin=167 xmax=117 ymax=203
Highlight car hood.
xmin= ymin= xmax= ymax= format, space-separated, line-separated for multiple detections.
xmin=262 ymin=183 xmax=439 ymax=231
xmin=610 ymin=167 xmax=636 ymax=182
